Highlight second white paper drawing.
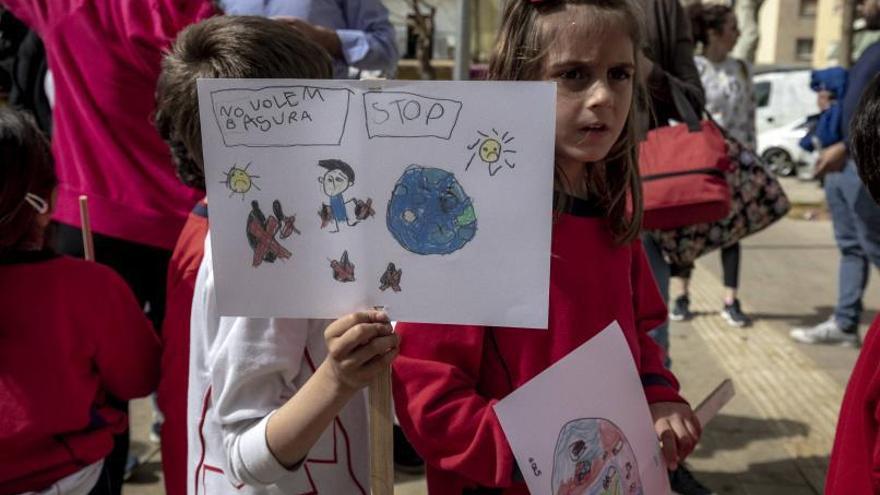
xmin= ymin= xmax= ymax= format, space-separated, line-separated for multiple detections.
xmin=494 ymin=322 xmax=671 ymax=495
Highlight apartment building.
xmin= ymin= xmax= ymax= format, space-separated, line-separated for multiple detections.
xmin=755 ymin=0 xmax=818 ymax=66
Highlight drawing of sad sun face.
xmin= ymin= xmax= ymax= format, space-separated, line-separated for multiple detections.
xmin=221 ymin=162 xmax=260 ymax=199
xmin=466 ymin=128 xmax=518 ymax=177
xmin=479 ymin=138 xmax=501 ymax=163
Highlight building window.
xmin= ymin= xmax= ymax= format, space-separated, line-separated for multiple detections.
xmin=795 ymin=38 xmax=814 ymax=62
xmin=800 ymin=0 xmax=817 ymax=16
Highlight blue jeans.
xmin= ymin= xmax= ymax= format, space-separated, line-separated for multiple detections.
xmin=824 ymin=161 xmax=880 ymax=331
xmin=643 ymin=235 xmax=672 ymax=368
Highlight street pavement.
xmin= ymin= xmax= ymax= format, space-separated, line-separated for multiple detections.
xmin=124 ymin=178 xmax=875 ymax=495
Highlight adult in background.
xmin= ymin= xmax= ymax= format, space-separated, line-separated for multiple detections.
xmin=790 ymin=0 xmax=880 ymax=346
xmin=638 ymin=0 xmax=706 ymax=361
xmin=219 ymin=0 xmax=399 ymax=78
xmin=638 ymin=0 xmax=713 ymax=492
xmin=1 ymin=0 xmax=217 ymax=492
xmin=667 ymin=2 xmax=754 ymax=328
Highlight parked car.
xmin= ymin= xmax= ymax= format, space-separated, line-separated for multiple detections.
xmin=754 ymin=67 xmax=818 ymax=134
xmin=757 ymin=117 xmax=817 ymax=177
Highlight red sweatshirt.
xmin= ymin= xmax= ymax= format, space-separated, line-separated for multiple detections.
xmin=392 ymin=204 xmax=683 ymax=495
xmin=157 ymin=202 xmax=208 ymax=495
xmin=826 ymin=317 xmax=880 ymax=494
xmin=3 ymin=0 xmax=215 ymax=249
xmin=0 ymin=252 xmax=160 ymax=495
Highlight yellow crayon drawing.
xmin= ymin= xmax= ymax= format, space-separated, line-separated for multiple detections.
xmin=221 ymin=162 xmax=261 ymax=199
xmin=466 ymin=128 xmax=518 ymax=177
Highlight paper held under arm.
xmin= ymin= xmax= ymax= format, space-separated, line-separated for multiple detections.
xmin=493 ymin=322 xmax=671 ymax=495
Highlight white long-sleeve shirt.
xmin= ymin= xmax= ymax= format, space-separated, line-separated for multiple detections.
xmin=187 ymin=235 xmax=370 ymax=494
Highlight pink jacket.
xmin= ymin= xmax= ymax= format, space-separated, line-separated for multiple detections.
xmin=5 ymin=0 xmax=216 ymax=249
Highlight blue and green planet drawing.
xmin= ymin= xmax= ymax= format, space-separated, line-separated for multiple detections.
xmin=387 ymin=166 xmax=477 ymax=255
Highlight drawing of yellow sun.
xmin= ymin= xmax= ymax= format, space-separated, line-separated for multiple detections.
xmin=221 ymin=162 xmax=260 ymax=200
xmin=466 ymin=129 xmax=517 ymax=177
xmin=479 ymin=138 xmax=501 ymax=163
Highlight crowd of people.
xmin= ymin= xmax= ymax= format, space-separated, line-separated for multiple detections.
xmin=1 ymin=0 xmax=880 ymax=495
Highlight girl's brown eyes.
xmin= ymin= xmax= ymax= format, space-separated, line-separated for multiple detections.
xmin=556 ymin=68 xmax=633 ymax=82
xmin=609 ymin=68 xmax=634 ymax=81
xmin=559 ymin=69 xmax=585 ymax=80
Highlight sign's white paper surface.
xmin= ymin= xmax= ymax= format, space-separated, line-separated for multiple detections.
xmin=197 ymin=79 xmax=555 ymax=328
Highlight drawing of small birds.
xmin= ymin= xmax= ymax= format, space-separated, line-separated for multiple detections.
xmin=379 ymin=262 xmax=402 ymax=292
xmin=318 ymin=203 xmax=332 ymax=229
xmin=330 ymin=250 xmax=355 ymax=282
xmin=273 ymin=199 xmax=301 ymax=239
xmin=354 ymin=198 xmax=375 ymax=221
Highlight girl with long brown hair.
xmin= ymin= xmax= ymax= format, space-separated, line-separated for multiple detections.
xmin=392 ymin=1 xmax=701 ymax=493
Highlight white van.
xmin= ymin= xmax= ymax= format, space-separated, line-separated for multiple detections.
xmin=753 ymin=68 xmax=819 ymax=134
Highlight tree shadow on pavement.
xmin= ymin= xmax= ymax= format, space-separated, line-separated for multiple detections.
xmin=688 ymin=456 xmax=828 ymax=495
xmin=747 ymin=306 xmax=878 ymax=331
xmin=691 ymin=414 xmax=810 ymax=459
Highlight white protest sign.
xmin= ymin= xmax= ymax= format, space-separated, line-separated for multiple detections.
xmin=494 ymin=322 xmax=670 ymax=495
xmin=198 ymin=79 xmax=555 ymax=328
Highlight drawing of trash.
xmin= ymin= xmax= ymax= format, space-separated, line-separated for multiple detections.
xmin=379 ymin=263 xmax=402 ymax=292
xmin=246 ymin=200 xmax=291 ymax=267
xmin=330 ymin=250 xmax=356 ymax=283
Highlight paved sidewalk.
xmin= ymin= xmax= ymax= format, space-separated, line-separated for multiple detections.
xmin=125 ymin=192 xmax=873 ymax=495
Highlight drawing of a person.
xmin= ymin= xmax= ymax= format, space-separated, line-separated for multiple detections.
xmin=318 ymin=159 xmax=356 ymax=232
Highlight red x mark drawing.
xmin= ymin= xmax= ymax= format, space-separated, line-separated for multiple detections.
xmin=248 ymin=215 xmax=292 ymax=267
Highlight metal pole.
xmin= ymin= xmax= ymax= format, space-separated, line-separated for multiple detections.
xmin=454 ymin=0 xmax=472 ymax=80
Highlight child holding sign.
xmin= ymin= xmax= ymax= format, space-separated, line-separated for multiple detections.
xmin=0 ymin=108 xmax=160 ymax=494
xmin=153 ymin=16 xmax=399 ymax=495
xmin=392 ymin=1 xmax=701 ymax=493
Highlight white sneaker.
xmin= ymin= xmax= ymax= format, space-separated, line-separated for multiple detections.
xmin=790 ymin=318 xmax=860 ymax=347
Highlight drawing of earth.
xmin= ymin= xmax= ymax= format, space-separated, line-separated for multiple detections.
xmin=386 ymin=166 xmax=477 ymax=255
xmin=551 ymin=418 xmax=643 ymax=495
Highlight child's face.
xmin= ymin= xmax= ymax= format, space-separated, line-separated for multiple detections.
xmin=321 ymin=169 xmax=352 ymax=196
xmin=541 ymin=11 xmax=635 ymax=173
xmin=709 ymin=13 xmax=740 ymax=54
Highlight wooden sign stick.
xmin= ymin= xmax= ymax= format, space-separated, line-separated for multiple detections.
xmin=369 ymin=365 xmax=394 ymax=495
xmin=78 ymin=195 xmax=95 ymax=262
xmin=694 ymin=379 xmax=735 ymax=428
